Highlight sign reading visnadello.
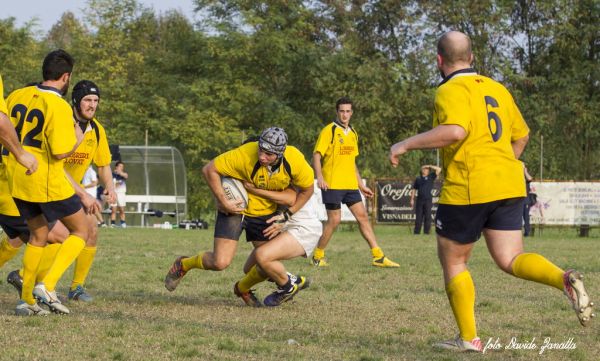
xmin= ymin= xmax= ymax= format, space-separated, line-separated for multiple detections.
xmin=376 ymin=180 xmax=441 ymax=223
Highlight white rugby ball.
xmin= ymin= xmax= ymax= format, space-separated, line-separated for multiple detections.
xmin=221 ymin=177 xmax=248 ymax=209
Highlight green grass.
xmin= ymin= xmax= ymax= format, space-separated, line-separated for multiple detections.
xmin=0 ymin=226 xmax=598 ymax=360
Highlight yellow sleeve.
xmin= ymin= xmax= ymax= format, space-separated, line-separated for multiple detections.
xmin=509 ymin=97 xmax=529 ymax=141
xmin=313 ymin=124 xmax=332 ymax=156
xmin=288 ymin=147 xmax=314 ymax=189
xmin=46 ymin=100 xmax=76 ymax=155
xmin=213 ymin=146 xmax=251 ymax=180
xmin=93 ymin=121 xmax=112 ymax=167
xmin=0 ymin=75 xmax=7 ymax=115
xmin=434 ymin=84 xmax=470 ymax=131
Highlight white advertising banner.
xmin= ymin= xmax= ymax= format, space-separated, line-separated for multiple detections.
xmin=530 ymin=182 xmax=600 ymax=225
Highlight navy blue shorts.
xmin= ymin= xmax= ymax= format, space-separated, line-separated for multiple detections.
xmin=13 ymin=194 xmax=82 ymax=223
xmin=321 ymin=189 xmax=362 ymax=210
xmin=0 ymin=214 xmax=30 ymax=239
xmin=0 ymin=213 xmax=58 ymax=240
xmin=213 ymin=212 xmax=243 ymax=240
xmin=435 ymin=197 xmax=525 ymax=244
xmin=213 ymin=211 xmax=277 ymax=242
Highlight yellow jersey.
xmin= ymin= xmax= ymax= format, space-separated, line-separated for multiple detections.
xmin=0 ymin=75 xmax=7 ymax=115
xmin=64 ymin=118 xmax=111 ymax=184
xmin=5 ymin=85 xmax=76 ymax=202
xmin=0 ymin=75 xmax=19 ymax=216
xmin=313 ymin=121 xmax=359 ymax=189
xmin=434 ymin=69 xmax=529 ymax=205
xmin=0 ymin=162 xmax=19 ymax=216
xmin=214 ymin=141 xmax=314 ymax=216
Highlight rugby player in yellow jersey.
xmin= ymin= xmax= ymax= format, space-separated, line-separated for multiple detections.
xmin=6 ymin=50 xmax=95 ymax=316
xmin=165 ymin=127 xmax=315 ymax=305
xmin=32 ymin=80 xmax=115 ymax=303
xmin=311 ymin=97 xmax=399 ymax=268
xmin=0 ymin=74 xmax=69 ymax=310
xmin=389 ymin=31 xmax=594 ymax=353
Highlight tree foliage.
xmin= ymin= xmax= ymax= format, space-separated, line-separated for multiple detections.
xmin=1 ymin=0 xmax=597 ymax=216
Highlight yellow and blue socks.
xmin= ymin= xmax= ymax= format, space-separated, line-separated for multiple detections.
xmin=446 ymin=270 xmax=477 ymax=341
xmin=512 ymin=253 xmax=564 ymax=290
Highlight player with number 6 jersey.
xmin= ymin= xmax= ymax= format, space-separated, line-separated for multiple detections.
xmin=433 ymin=67 xmax=529 ymax=205
xmin=389 ymin=31 xmax=594 ymax=353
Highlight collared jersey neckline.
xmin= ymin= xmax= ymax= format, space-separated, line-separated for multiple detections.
xmin=438 ymin=68 xmax=478 ymax=87
xmin=36 ymin=84 xmax=63 ymax=96
xmin=333 ymin=119 xmax=353 ymax=135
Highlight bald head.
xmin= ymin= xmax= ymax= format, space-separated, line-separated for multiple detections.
xmin=437 ymin=31 xmax=472 ymax=66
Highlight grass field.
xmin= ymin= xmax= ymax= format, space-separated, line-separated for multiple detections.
xmin=0 ymin=226 xmax=598 ymax=361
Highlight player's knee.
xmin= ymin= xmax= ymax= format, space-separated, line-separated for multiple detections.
xmin=354 ymin=212 xmax=369 ymax=224
xmin=495 ymin=257 xmax=515 ymax=274
xmin=254 ymin=248 xmax=271 ymax=267
xmin=8 ymin=238 xmax=24 ymax=248
xmin=326 ymin=216 xmax=341 ymax=228
xmin=212 ymin=257 xmax=232 ymax=271
xmin=71 ymin=227 xmax=89 ymax=241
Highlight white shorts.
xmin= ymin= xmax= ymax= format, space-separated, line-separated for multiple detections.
xmin=110 ymin=192 xmax=127 ymax=207
xmin=283 ymin=220 xmax=322 ymax=258
xmin=85 ymin=187 xmax=97 ymax=199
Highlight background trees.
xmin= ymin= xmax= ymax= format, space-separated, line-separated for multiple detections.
xmin=1 ymin=0 xmax=598 ymax=216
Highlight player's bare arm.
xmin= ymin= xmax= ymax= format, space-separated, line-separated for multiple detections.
xmin=355 ymin=165 xmax=373 ymax=198
xmin=65 ymin=170 xmax=99 ymax=214
xmin=115 ymin=169 xmax=128 ymax=179
xmin=511 ymin=134 xmax=529 ymax=159
xmin=312 ymin=152 xmax=328 ymax=190
xmin=202 ymin=160 xmax=244 ymax=214
xmin=97 ymin=164 xmax=117 ymax=205
xmin=389 ymin=124 xmax=467 ymax=167
xmin=243 ymin=182 xmax=297 ymax=207
xmin=263 ymin=185 xmax=313 ymax=239
xmin=288 ymin=185 xmax=313 ymax=215
xmin=427 ymin=165 xmax=442 ymax=175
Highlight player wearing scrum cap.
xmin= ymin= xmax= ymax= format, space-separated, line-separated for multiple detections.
xmin=165 ymin=127 xmax=315 ymax=306
xmin=54 ymin=80 xmax=116 ymax=302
